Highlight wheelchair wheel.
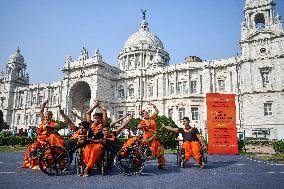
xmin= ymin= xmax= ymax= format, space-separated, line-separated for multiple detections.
xmin=178 ymin=148 xmax=185 ymax=168
xmin=100 ymin=148 xmax=115 ymax=176
xmin=115 ymin=147 xmax=144 ymax=175
xmin=201 ymin=149 xmax=207 ymax=168
xmin=74 ymin=148 xmax=85 ymax=176
xmin=38 ymin=145 xmax=70 ymax=176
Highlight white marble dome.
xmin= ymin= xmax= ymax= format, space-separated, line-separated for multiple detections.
xmin=123 ymin=20 xmax=164 ymax=50
xmin=9 ymin=47 xmax=24 ymax=63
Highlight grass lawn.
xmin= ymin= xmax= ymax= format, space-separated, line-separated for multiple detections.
xmin=240 ymin=151 xmax=284 ymax=164
xmin=0 ymin=145 xmax=27 ymax=152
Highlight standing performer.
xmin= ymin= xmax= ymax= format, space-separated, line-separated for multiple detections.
xmin=22 ymin=100 xmax=65 ymax=169
xmin=137 ymin=103 xmax=165 ymax=169
xmin=162 ymin=117 xmax=207 ymax=168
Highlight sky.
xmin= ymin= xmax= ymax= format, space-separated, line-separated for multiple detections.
xmin=0 ymin=0 xmax=283 ymax=84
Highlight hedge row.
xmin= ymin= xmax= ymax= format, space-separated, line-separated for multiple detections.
xmin=0 ymin=136 xmax=37 ymax=146
xmin=273 ymin=140 xmax=284 ymax=153
xmin=0 ymin=135 xmax=71 ymax=146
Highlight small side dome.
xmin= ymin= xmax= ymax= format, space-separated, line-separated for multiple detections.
xmin=9 ymin=47 xmax=24 ymax=64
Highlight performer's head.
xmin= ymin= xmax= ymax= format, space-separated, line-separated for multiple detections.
xmin=93 ymin=112 xmax=103 ymax=123
xmin=139 ymin=109 xmax=150 ymax=120
xmin=78 ymin=121 xmax=90 ymax=134
xmin=182 ymin=117 xmax=191 ymax=128
xmin=45 ymin=111 xmax=53 ymax=121
xmin=102 ymin=124 xmax=111 ymax=136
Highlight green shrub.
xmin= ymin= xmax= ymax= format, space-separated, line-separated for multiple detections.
xmin=238 ymin=140 xmax=245 ymax=150
xmin=273 ymin=140 xmax=284 ymax=153
xmin=0 ymin=131 xmax=12 ymax=137
xmin=126 ymin=115 xmax=178 ymax=149
xmin=0 ymin=136 xmax=37 ymax=146
xmin=156 ymin=116 xmax=179 ymax=149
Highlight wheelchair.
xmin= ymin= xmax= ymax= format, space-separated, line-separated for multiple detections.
xmin=176 ymin=140 xmax=207 ymax=168
xmin=73 ymin=143 xmax=115 ymax=176
xmin=28 ymin=140 xmax=70 ymax=176
xmin=115 ymin=140 xmax=152 ymax=176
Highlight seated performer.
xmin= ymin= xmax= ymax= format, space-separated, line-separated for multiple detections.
xmin=161 ymin=117 xmax=207 ymax=168
xmin=22 ymin=100 xmax=65 ymax=169
xmin=60 ymin=106 xmax=103 ymax=177
xmin=102 ymin=114 xmax=134 ymax=154
xmin=82 ymin=100 xmax=108 ymax=177
xmin=137 ymin=103 xmax=165 ymax=169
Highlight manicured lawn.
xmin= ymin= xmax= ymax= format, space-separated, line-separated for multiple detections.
xmin=241 ymin=151 xmax=284 ymax=164
xmin=0 ymin=145 xmax=27 ymax=152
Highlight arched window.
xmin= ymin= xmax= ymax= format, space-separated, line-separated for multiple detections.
xmin=255 ymin=13 xmax=265 ymax=30
xmin=128 ymin=84 xmax=134 ymax=97
xmin=148 ymin=84 xmax=153 ymax=97
xmin=118 ymin=85 xmax=125 ymax=98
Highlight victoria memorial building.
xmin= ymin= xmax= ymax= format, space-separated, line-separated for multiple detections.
xmin=0 ymin=0 xmax=284 ymax=140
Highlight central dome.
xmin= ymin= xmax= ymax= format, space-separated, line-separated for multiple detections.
xmin=118 ymin=18 xmax=170 ymax=71
xmin=123 ymin=21 xmax=164 ymax=50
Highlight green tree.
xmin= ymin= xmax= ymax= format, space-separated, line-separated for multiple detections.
xmin=127 ymin=118 xmax=141 ymax=134
xmin=0 ymin=110 xmax=3 ymax=130
xmin=0 ymin=110 xmax=9 ymax=131
xmin=156 ymin=116 xmax=179 ymax=149
xmin=127 ymin=115 xmax=179 ymax=149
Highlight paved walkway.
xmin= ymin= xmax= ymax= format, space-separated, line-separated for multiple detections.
xmin=0 ymin=153 xmax=284 ymax=189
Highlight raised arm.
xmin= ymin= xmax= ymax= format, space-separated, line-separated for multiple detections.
xmin=161 ymin=124 xmax=180 ymax=133
xmin=59 ymin=106 xmax=76 ymax=132
xmin=39 ymin=100 xmax=49 ymax=120
xmin=149 ymin=102 xmax=159 ymax=114
xmin=71 ymin=110 xmax=85 ymax=121
xmin=86 ymin=100 xmax=99 ymax=123
xmin=110 ymin=113 xmax=129 ymax=127
xmin=116 ymin=114 xmax=134 ymax=136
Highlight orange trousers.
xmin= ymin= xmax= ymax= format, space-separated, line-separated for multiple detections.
xmin=182 ymin=141 xmax=201 ymax=163
xmin=122 ymin=136 xmax=141 ymax=148
xmin=147 ymin=138 xmax=165 ymax=167
xmin=83 ymin=143 xmax=103 ymax=170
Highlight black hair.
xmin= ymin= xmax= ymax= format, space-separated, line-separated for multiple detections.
xmin=182 ymin=117 xmax=190 ymax=121
xmin=103 ymin=123 xmax=110 ymax=129
xmin=93 ymin=113 xmax=103 ymax=118
xmin=79 ymin=121 xmax=90 ymax=130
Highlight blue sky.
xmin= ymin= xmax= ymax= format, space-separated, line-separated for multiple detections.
xmin=0 ymin=0 xmax=283 ymax=84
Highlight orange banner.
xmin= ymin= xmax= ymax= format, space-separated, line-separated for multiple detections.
xmin=206 ymin=93 xmax=238 ymax=154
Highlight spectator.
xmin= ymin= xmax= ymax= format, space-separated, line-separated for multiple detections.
xmin=18 ymin=128 xmax=24 ymax=137
xmin=124 ymin=129 xmax=129 ymax=139
xmin=27 ymin=127 xmax=33 ymax=137
xmin=24 ymin=129 xmax=28 ymax=137
xmin=12 ymin=127 xmax=17 ymax=136
xmin=66 ymin=129 xmax=74 ymax=138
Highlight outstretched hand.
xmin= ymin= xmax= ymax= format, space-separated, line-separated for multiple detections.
xmin=43 ymin=100 xmax=49 ymax=106
xmin=93 ymin=100 xmax=100 ymax=107
xmin=127 ymin=114 xmax=134 ymax=120
xmin=71 ymin=110 xmax=77 ymax=116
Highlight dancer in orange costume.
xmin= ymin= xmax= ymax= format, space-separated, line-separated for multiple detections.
xmin=137 ymin=103 xmax=165 ymax=169
xmin=22 ymin=100 xmax=65 ymax=169
xmin=162 ymin=117 xmax=207 ymax=167
xmin=86 ymin=100 xmax=107 ymax=135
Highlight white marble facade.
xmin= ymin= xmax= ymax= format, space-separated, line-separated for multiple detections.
xmin=0 ymin=0 xmax=284 ymax=139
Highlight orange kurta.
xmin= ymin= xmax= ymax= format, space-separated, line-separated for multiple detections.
xmin=140 ymin=113 xmax=165 ymax=168
xmin=22 ymin=119 xmax=64 ymax=169
xmin=90 ymin=122 xmax=103 ymax=134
